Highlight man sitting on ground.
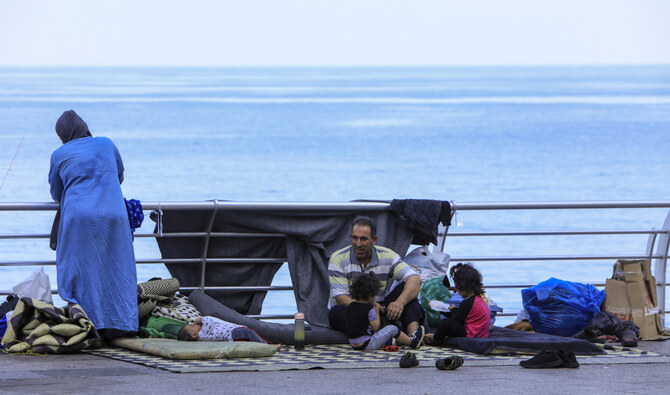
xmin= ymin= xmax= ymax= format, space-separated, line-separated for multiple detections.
xmin=328 ymin=216 xmax=425 ymax=346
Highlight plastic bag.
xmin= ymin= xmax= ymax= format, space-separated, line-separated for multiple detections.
xmin=576 ymin=310 xmax=640 ymax=340
xmin=0 ymin=314 xmax=7 ymax=343
xmin=521 ymin=277 xmax=605 ymax=337
xmin=405 ymin=246 xmax=450 ymax=282
xmin=12 ymin=267 xmax=52 ymax=303
xmin=420 ymin=277 xmax=452 ymax=328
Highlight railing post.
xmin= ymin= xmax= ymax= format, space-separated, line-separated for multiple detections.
xmin=199 ymin=200 xmax=220 ymax=290
xmin=648 ymin=209 xmax=670 ymax=329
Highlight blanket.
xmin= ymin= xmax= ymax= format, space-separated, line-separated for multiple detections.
xmin=444 ymin=326 xmax=605 ymax=355
xmin=1 ymin=297 xmax=100 ymax=353
xmin=151 ymin=205 xmax=414 ymax=327
xmin=137 ymin=277 xmax=180 ymax=320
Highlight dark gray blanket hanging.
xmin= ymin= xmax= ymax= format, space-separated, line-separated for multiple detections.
xmin=150 ymin=203 xmax=418 ymax=328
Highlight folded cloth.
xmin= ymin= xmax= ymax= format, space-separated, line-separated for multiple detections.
xmin=151 ymin=294 xmax=202 ymax=324
xmin=137 ymin=278 xmax=181 ymax=320
xmin=1 ymin=297 xmax=100 ymax=353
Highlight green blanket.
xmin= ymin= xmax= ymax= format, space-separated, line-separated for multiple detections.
xmin=139 ymin=315 xmax=186 ymax=339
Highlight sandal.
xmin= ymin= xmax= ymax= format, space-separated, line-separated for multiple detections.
xmin=435 ymin=356 xmax=464 ymax=370
xmin=382 ymin=345 xmax=399 ymax=352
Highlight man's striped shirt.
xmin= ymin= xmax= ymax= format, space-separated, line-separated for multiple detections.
xmin=328 ymin=245 xmax=418 ymax=306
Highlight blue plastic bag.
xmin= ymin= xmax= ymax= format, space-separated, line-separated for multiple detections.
xmin=521 ymin=277 xmax=605 ymax=337
xmin=0 ymin=314 xmax=7 ymax=346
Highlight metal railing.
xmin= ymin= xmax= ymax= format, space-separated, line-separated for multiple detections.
xmin=1 ymin=200 xmax=669 ymax=323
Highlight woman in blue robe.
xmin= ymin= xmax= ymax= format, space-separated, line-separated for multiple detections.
xmin=48 ymin=110 xmax=138 ymax=339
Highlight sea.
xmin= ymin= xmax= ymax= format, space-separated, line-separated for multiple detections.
xmin=1 ymin=65 xmax=669 ymax=326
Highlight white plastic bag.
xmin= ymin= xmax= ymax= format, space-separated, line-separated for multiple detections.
xmin=12 ymin=267 xmax=52 ymax=303
xmin=404 ymin=246 xmax=450 ymax=282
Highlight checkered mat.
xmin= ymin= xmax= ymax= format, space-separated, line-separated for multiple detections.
xmin=84 ymin=343 xmax=670 ymax=373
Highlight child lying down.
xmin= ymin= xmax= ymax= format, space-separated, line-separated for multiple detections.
xmin=140 ymin=315 xmax=281 ymax=350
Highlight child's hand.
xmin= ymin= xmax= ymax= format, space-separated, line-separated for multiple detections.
xmin=449 ymin=304 xmax=456 ymax=311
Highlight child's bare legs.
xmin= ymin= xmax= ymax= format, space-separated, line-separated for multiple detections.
xmin=395 ymin=330 xmax=412 ymax=346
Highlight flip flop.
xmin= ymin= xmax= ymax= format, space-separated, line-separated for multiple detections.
xmin=435 ymin=356 xmax=464 ymax=370
xmin=382 ymin=345 xmax=399 ymax=352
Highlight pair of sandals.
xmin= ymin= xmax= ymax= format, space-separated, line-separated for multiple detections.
xmin=399 ymin=351 xmax=464 ymax=370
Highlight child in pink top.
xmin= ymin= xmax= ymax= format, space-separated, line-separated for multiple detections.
xmin=425 ymin=264 xmax=490 ymax=344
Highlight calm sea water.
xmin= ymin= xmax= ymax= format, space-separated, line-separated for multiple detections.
xmin=1 ymin=66 xmax=669 ymax=325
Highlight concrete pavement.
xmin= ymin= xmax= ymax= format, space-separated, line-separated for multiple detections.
xmin=1 ymin=339 xmax=669 ymax=394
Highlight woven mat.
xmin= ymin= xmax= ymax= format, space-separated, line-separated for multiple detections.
xmin=84 ymin=343 xmax=670 ymax=373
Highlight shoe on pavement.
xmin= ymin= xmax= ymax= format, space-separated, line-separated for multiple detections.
xmin=399 ymin=351 xmax=419 ymax=368
xmin=435 ymin=356 xmax=464 ymax=370
xmin=557 ymin=350 xmax=580 ymax=368
xmin=519 ymin=350 xmax=564 ymax=369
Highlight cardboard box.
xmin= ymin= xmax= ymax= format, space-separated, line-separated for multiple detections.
xmin=604 ymin=259 xmax=668 ymax=340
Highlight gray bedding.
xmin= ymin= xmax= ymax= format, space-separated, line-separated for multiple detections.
xmin=444 ymin=326 xmax=606 ymax=355
xmin=189 ymin=289 xmax=347 ymax=345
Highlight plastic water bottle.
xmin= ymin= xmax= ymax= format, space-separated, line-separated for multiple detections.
xmin=294 ymin=312 xmax=305 ymax=350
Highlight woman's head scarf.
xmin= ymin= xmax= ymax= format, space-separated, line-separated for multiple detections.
xmin=55 ymin=110 xmax=92 ymax=144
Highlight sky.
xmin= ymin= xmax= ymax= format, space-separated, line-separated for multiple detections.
xmin=1 ymin=0 xmax=669 ymax=66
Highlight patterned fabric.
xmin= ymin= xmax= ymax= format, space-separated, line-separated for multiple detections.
xmin=328 ymin=245 xmax=418 ymax=306
xmin=198 ymin=316 xmax=244 ymax=342
xmin=137 ymin=278 xmax=180 ymax=320
xmin=124 ymin=198 xmax=144 ymax=233
xmin=86 ymin=343 xmax=670 ymax=373
xmin=151 ymin=294 xmax=202 ymax=324
xmin=138 ymin=278 xmax=180 ymax=300
xmin=1 ymin=297 xmax=100 ymax=353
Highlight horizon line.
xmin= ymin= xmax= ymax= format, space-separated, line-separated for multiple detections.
xmin=1 ymin=62 xmax=670 ymax=68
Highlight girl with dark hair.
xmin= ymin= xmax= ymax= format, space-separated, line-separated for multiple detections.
xmin=345 ymin=273 xmax=422 ymax=350
xmin=425 ymin=264 xmax=490 ymax=345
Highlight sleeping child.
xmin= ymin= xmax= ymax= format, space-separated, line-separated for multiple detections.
xmin=140 ymin=315 xmax=281 ymax=350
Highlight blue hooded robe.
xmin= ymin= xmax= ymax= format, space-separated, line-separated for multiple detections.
xmin=48 ymin=110 xmax=138 ymax=333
